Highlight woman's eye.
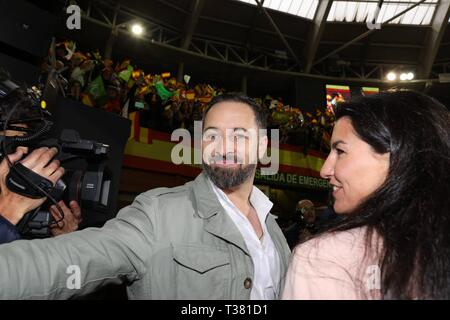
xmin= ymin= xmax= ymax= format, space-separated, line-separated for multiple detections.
xmin=336 ymin=148 xmax=344 ymax=155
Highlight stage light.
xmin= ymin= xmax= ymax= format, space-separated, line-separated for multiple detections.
xmin=131 ymin=24 xmax=144 ymax=36
xmin=387 ymin=72 xmax=397 ymax=81
xmin=399 ymin=72 xmax=414 ymax=81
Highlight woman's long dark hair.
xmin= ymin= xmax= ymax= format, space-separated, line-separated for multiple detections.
xmin=325 ymin=90 xmax=450 ymax=299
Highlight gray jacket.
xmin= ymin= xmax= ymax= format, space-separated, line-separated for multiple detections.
xmin=0 ymin=172 xmax=291 ymax=299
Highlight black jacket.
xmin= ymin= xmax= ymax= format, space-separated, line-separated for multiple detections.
xmin=0 ymin=215 xmax=20 ymax=244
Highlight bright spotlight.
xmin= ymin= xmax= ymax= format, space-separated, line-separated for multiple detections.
xmin=407 ymin=72 xmax=414 ymax=80
xmin=131 ymin=24 xmax=144 ymax=36
xmin=400 ymin=73 xmax=408 ymax=81
xmin=387 ymin=72 xmax=397 ymax=81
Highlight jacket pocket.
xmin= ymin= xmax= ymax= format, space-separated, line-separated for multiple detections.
xmin=172 ymin=244 xmax=230 ymax=299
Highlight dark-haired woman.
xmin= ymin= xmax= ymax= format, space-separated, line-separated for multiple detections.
xmin=282 ymin=90 xmax=450 ymax=299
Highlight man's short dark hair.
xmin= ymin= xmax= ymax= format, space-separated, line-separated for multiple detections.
xmin=202 ymin=92 xmax=267 ymax=129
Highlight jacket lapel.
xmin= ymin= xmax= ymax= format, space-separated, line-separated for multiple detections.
xmin=203 ymin=211 xmax=251 ymax=256
xmin=191 ymin=172 xmax=251 ymax=256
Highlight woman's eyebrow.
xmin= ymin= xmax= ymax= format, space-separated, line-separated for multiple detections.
xmin=331 ymin=140 xmax=346 ymax=149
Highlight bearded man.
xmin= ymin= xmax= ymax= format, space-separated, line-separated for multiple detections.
xmin=0 ymin=93 xmax=290 ymax=300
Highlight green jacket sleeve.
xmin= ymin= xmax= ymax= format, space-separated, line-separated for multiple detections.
xmin=0 ymin=193 xmax=156 ymax=299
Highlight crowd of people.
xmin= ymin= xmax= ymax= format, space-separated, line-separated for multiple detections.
xmin=39 ymin=40 xmax=334 ymax=152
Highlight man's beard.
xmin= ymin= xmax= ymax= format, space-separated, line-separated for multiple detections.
xmin=203 ymin=162 xmax=256 ymax=190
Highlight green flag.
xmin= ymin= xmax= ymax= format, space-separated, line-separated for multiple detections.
xmin=271 ymin=111 xmax=290 ymax=124
xmin=86 ymin=75 xmax=106 ymax=100
xmin=118 ymin=65 xmax=133 ymax=82
xmin=155 ymin=80 xmax=173 ymax=101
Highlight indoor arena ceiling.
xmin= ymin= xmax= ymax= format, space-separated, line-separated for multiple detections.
xmin=31 ymin=0 xmax=450 ymax=84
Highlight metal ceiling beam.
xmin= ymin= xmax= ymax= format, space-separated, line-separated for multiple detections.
xmin=321 ymin=40 xmax=422 ymax=49
xmin=105 ymin=0 xmax=182 ymax=33
xmin=329 ymin=0 xmax=433 ymax=4
xmin=419 ymin=0 xmax=450 ymax=78
xmin=103 ymin=3 xmax=121 ymax=60
xmin=254 ymin=0 xmax=302 ymax=67
xmin=152 ymin=0 xmax=189 ymax=14
xmin=359 ymin=0 xmax=383 ymax=69
xmin=148 ymin=38 xmax=437 ymax=83
xmin=199 ymin=15 xmax=306 ymax=43
xmin=181 ymin=0 xmax=206 ymax=49
xmin=178 ymin=0 xmax=206 ymax=82
xmin=244 ymin=0 xmax=264 ymax=49
xmin=313 ymin=0 xmax=427 ymax=66
xmin=304 ymin=0 xmax=333 ymax=73
xmin=76 ymin=0 xmax=440 ymax=83
xmin=91 ymin=3 xmax=112 ymax=25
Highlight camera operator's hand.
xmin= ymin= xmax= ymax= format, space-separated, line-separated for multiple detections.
xmin=49 ymin=200 xmax=82 ymax=236
xmin=0 ymin=147 xmax=64 ymax=225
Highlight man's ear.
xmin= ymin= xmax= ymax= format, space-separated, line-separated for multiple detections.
xmin=258 ymin=134 xmax=268 ymax=160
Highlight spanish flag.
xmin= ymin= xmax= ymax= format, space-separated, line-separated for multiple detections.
xmin=128 ymin=111 xmax=153 ymax=144
xmin=186 ymin=90 xmax=195 ymax=100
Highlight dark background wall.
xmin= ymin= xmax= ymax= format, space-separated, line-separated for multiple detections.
xmin=0 ymin=0 xmax=55 ymax=84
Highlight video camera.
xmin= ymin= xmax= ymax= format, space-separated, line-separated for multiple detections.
xmin=1 ymin=69 xmax=112 ymax=238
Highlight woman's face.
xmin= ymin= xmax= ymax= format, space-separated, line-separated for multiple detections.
xmin=320 ymin=117 xmax=390 ymax=214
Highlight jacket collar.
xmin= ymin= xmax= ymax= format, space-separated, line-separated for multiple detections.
xmin=190 ymin=172 xmax=224 ymax=219
xmin=190 ymin=172 xmax=250 ymax=255
xmin=189 ymin=172 xmax=290 ymax=267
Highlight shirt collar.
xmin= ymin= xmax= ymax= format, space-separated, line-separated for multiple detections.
xmin=207 ymin=176 xmax=273 ymax=222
